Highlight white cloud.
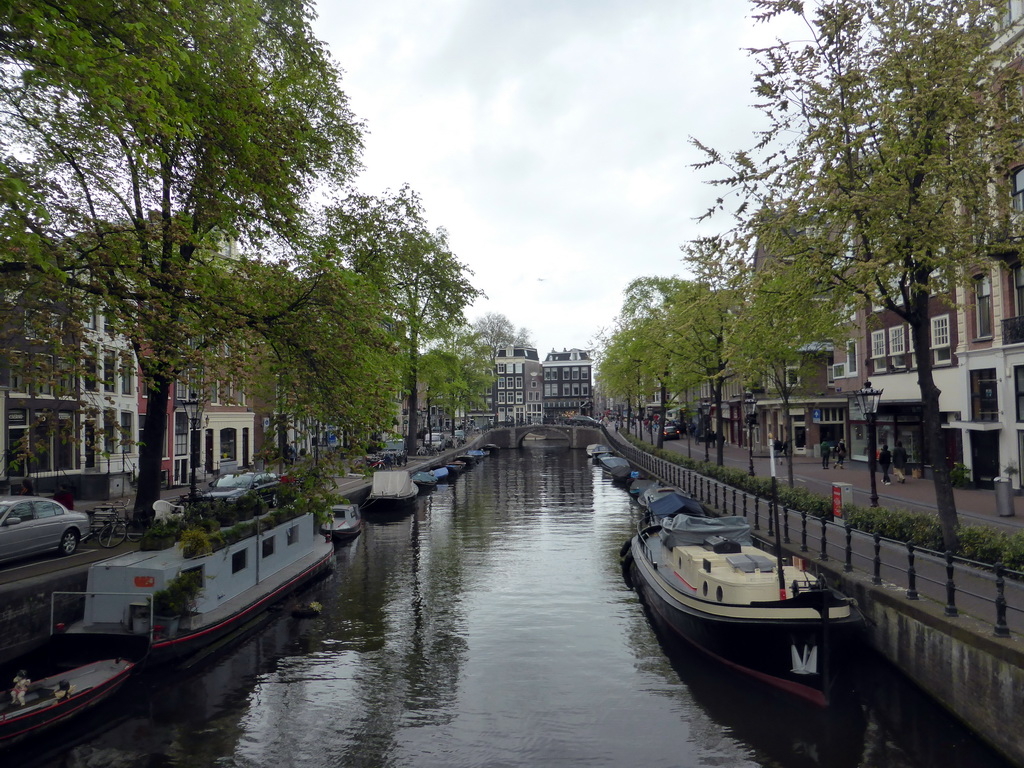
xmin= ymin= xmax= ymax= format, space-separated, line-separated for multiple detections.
xmin=316 ymin=0 xmax=794 ymax=355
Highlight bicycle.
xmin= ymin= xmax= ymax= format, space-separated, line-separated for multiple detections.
xmin=82 ymin=502 xmax=131 ymax=548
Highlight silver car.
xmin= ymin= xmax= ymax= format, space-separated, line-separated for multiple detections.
xmin=0 ymin=496 xmax=91 ymax=565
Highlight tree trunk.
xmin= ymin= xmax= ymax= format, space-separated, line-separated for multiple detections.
xmin=135 ymin=369 xmax=171 ymax=517
xmin=910 ymin=310 xmax=959 ymax=550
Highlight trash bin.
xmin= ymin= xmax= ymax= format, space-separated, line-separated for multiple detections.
xmin=994 ymin=476 xmax=1015 ymax=518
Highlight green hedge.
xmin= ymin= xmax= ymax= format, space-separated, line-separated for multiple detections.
xmin=626 ymin=433 xmax=1024 ymax=570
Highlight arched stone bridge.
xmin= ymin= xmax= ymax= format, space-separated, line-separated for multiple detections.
xmin=481 ymin=424 xmax=605 ymax=449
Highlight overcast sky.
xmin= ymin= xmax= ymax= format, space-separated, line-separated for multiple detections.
xmin=315 ymin=1 xmax=799 ymax=358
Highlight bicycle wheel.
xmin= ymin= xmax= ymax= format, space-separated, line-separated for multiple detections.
xmin=125 ymin=519 xmax=146 ymax=542
xmin=99 ymin=520 xmax=127 ymax=548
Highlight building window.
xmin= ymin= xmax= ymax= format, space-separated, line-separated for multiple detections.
xmin=515 ymin=377 xmax=522 ymax=389
xmin=1015 ymin=265 xmax=1024 ymax=318
xmin=232 ymin=549 xmax=247 ymax=574
xmin=889 ymin=326 xmax=906 ymax=368
xmin=562 ymin=368 xmax=570 ymax=379
xmin=572 ymin=367 xmax=580 ymax=380
xmin=931 ymin=314 xmax=951 ymax=364
xmin=871 ymin=330 xmax=886 ymax=373
xmin=498 ymin=392 xmax=506 ymax=404
xmin=581 ymin=385 xmax=589 ymax=395
xmin=846 ymin=341 xmax=858 ymax=375
xmin=970 ymin=369 xmax=998 ymax=421
xmin=174 ymin=412 xmax=188 ymax=455
xmin=497 ymin=364 xmax=505 ymax=374
xmin=1013 ymin=167 xmax=1024 ymax=211
xmin=287 ymin=524 xmax=299 ymax=546
xmin=103 ymin=351 xmax=117 ymax=393
xmin=1015 ymin=366 xmax=1024 ymax=421
xmin=497 ymin=377 xmax=505 ymax=389
xmin=220 ymin=428 xmax=237 ymax=461
xmin=262 ymin=536 xmax=275 ymax=558
xmin=119 ymin=411 xmax=133 ymax=453
xmin=975 ymin=274 xmax=992 ymax=338
xmin=562 ymin=383 xmax=571 ymax=396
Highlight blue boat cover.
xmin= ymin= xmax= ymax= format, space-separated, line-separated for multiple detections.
xmin=433 ymin=466 xmax=449 ymax=479
xmin=649 ymin=492 xmax=708 ymax=519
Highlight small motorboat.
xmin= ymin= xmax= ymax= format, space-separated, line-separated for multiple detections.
xmin=320 ymin=503 xmax=363 ymax=541
xmin=466 ymin=449 xmax=487 ymax=460
xmin=0 ymin=658 xmax=135 ymax=748
xmin=412 ymin=471 xmax=438 ymax=491
xmin=433 ymin=466 xmax=450 ymax=482
xmin=598 ymin=454 xmax=632 ymax=482
xmin=629 ymin=478 xmax=659 ymax=497
xmin=586 ymin=443 xmax=611 ymax=457
xmin=638 ymin=485 xmax=678 ymax=510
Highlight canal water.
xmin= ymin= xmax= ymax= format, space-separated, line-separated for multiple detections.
xmin=16 ymin=444 xmax=1015 ymax=768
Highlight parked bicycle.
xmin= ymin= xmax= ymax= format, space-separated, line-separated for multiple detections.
xmin=81 ymin=501 xmax=132 ymax=548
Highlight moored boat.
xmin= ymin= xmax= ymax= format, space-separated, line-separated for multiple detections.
xmin=320 ymin=503 xmax=363 ymax=541
xmin=622 ymin=513 xmax=863 ymax=706
xmin=412 ymin=471 xmax=438 ymax=491
xmin=62 ymin=511 xmax=334 ymax=669
xmin=432 ymin=466 xmax=450 ymax=482
xmin=0 ymin=658 xmax=135 ymax=748
xmin=629 ymin=478 xmax=659 ymax=497
xmin=638 ymin=485 xmax=678 ymax=510
xmin=586 ymin=443 xmax=611 ymax=458
xmin=597 ymin=454 xmax=633 ymax=482
xmin=363 ymin=471 xmax=418 ymax=509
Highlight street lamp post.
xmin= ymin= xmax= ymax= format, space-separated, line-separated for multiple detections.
xmin=855 ymin=380 xmax=884 ymax=508
xmin=744 ymin=392 xmax=758 ymax=477
xmin=184 ymin=396 xmax=202 ymax=503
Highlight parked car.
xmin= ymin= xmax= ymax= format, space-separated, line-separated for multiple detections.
xmin=0 ymin=496 xmax=91 ymax=565
xmin=425 ymin=434 xmax=452 ymax=450
xmin=568 ymin=416 xmax=602 ymax=427
xmin=662 ymin=423 xmax=680 ymax=440
xmin=202 ymin=472 xmax=280 ymax=506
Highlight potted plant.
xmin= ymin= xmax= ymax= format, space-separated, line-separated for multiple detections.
xmin=151 ymin=570 xmax=203 ymax=635
xmin=179 ymin=527 xmax=213 ymax=559
xmin=141 ymin=519 xmax=182 ymax=551
xmin=950 ymin=462 xmax=972 ymax=488
xmin=1003 ymin=462 xmax=1019 ymax=493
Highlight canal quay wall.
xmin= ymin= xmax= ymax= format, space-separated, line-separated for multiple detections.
xmin=610 ymin=432 xmax=1024 ymax=768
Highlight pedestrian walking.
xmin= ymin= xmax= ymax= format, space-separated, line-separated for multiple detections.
xmin=892 ymin=440 xmax=908 ymax=484
xmin=834 ymin=439 xmax=847 ymax=469
xmin=773 ymin=438 xmax=784 ymax=466
xmin=821 ymin=440 xmax=831 ymax=469
xmin=879 ymin=443 xmax=893 ymax=485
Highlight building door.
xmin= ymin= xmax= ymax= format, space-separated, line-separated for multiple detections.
xmin=969 ymin=431 xmax=1000 ymax=490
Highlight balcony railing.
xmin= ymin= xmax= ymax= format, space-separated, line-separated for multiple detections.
xmin=1003 ymin=315 xmax=1024 ymax=345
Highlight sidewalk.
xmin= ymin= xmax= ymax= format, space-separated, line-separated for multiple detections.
xmin=623 ymin=426 xmax=1022 ymax=533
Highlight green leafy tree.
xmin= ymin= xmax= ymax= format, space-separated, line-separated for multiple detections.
xmin=0 ymin=0 xmax=364 ymax=513
xmin=326 ymin=186 xmax=483 ymax=454
xmin=695 ymin=0 xmax=1024 ymax=548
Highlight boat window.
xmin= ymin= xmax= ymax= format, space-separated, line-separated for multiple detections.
xmin=702 ymin=582 xmax=708 ymax=597
xmin=262 ymin=536 xmax=275 ymax=558
xmin=232 ymin=549 xmax=247 ymax=574
xmin=286 ymin=524 xmax=299 ymax=546
xmin=716 ymin=586 xmax=724 ymax=603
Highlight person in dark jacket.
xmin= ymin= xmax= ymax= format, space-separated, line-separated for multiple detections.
xmin=892 ymin=441 xmax=908 ymax=484
xmin=879 ymin=444 xmax=892 ymax=485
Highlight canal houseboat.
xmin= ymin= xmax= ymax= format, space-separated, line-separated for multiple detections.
xmin=60 ymin=512 xmax=334 ymax=668
xmin=623 ymin=513 xmax=863 ymax=706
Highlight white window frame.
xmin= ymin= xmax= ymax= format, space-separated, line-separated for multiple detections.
xmin=932 ymin=314 xmax=951 ymax=364
xmin=889 ymin=326 xmax=906 ymax=369
xmin=871 ymin=330 xmax=887 ymax=373
xmin=846 ymin=341 xmax=858 ymax=376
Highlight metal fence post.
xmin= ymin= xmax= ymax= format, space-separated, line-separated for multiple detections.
xmin=819 ymin=516 xmax=828 ymax=561
xmin=906 ymin=543 xmax=919 ymax=600
xmin=873 ymin=533 xmax=882 ymax=585
xmin=995 ymin=563 xmax=1010 ymax=638
xmin=844 ymin=522 xmax=853 ymax=572
xmin=944 ymin=551 xmax=958 ymax=617
xmin=800 ymin=509 xmax=808 ymax=552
